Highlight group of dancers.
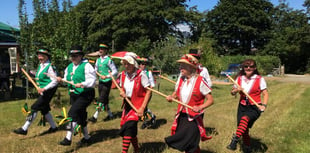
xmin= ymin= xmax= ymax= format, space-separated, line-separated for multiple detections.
xmin=12 ymin=44 xmax=268 ymax=153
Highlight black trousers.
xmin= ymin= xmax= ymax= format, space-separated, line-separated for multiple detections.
xmin=68 ymin=89 xmax=95 ymax=127
xmin=237 ymin=103 xmax=261 ymax=128
xmin=31 ymin=86 xmax=58 ymax=115
xmin=98 ymin=81 xmax=112 ymax=109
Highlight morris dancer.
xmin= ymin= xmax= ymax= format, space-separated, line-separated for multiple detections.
xmin=119 ymin=52 xmax=151 ymax=153
xmin=189 ymin=48 xmax=212 ymax=87
xmin=138 ymin=57 xmax=156 ymax=129
xmin=227 ymin=59 xmax=268 ymax=152
xmin=13 ymin=48 xmax=58 ymax=135
xmin=88 ymin=43 xmax=118 ymax=123
xmin=165 ymin=54 xmax=213 ymax=153
xmin=58 ymin=46 xmax=96 ymax=146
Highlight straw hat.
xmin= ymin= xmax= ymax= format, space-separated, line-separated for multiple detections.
xmin=177 ymin=54 xmax=198 ymax=68
xmin=121 ymin=52 xmax=139 ymax=68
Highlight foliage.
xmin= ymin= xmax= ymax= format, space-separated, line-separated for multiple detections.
xmin=219 ymin=55 xmax=281 ymax=75
xmin=151 ymin=36 xmax=182 ymax=74
xmin=17 ymin=0 xmax=310 ymax=75
xmin=84 ymin=0 xmax=188 ymax=51
xmin=261 ymin=2 xmax=310 ymax=74
xmin=184 ymin=37 xmax=223 ymax=75
xmin=205 ymin=0 xmax=274 ymax=55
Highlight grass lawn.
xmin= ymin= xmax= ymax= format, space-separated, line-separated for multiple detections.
xmin=0 ymin=79 xmax=309 ymax=153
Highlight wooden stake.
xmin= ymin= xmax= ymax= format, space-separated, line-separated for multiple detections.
xmin=226 ymin=75 xmax=260 ymax=108
xmin=146 ymin=87 xmax=193 ymax=110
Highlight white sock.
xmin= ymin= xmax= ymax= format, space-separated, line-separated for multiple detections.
xmin=65 ymin=122 xmax=76 ymax=141
xmin=22 ymin=112 xmax=37 ymax=131
xmin=45 ymin=112 xmax=57 ymax=128
xmin=93 ymin=111 xmax=99 ymax=119
xmin=147 ymin=108 xmax=154 ymax=118
xmin=83 ymin=126 xmax=90 ymax=140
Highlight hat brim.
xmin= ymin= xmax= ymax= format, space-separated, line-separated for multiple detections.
xmin=121 ymin=56 xmax=139 ymax=68
xmin=36 ymin=52 xmax=50 ymax=56
xmin=70 ymin=52 xmax=84 ymax=55
xmin=177 ymin=59 xmax=197 ymax=68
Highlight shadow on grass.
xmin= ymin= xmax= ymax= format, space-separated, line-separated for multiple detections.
xmin=112 ymin=111 xmax=123 ymax=119
xmin=64 ymin=128 xmax=120 ymax=153
xmin=242 ymin=137 xmax=268 ymax=153
xmin=201 ymin=149 xmax=215 ymax=153
xmin=89 ymin=128 xmax=120 ymax=143
xmin=146 ymin=118 xmax=167 ymax=129
xmin=140 ymin=141 xmax=166 ymax=153
xmin=205 ymin=127 xmax=219 ymax=136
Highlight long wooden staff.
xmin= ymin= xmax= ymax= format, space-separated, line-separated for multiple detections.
xmin=226 ymin=75 xmax=260 ymax=108
xmin=21 ymin=68 xmax=40 ymax=91
xmin=146 ymin=87 xmax=193 ymax=110
xmin=97 ymin=71 xmax=138 ymax=112
xmin=159 ymin=75 xmax=176 ymax=84
xmin=43 ymin=73 xmax=76 ymax=86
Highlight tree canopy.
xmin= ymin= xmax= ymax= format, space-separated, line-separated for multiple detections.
xmin=17 ymin=0 xmax=310 ymax=74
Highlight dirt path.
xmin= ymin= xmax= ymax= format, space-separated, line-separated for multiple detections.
xmin=266 ymin=74 xmax=310 ymax=84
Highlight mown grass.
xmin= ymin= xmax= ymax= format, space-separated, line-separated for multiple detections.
xmin=0 ymin=79 xmax=309 ymax=153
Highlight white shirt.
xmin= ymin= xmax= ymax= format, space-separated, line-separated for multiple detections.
xmin=199 ymin=65 xmax=212 ymax=87
xmin=143 ymin=69 xmax=155 ymax=87
xmin=64 ymin=59 xmax=96 ymax=88
xmin=121 ymin=71 xmax=150 ymax=98
xmin=38 ymin=60 xmax=58 ymax=90
xmin=175 ymin=75 xmax=211 ymax=104
xmin=95 ymin=55 xmax=118 ymax=77
xmin=234 ymin=74 xmax=267 ymax=93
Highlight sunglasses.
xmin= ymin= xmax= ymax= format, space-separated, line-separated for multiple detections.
xmin=244 ymin=65 xmax=255 ymax=68
xmin=140 ymin=63 xmax=147 ymax=65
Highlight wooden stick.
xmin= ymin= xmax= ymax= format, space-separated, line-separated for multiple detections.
xmin=21 ymin=68 xmax=40 ymax=91
xmin=43 ymin=73 xmax=76 ymax=86
xmin=226 ymin=75 xmax=260 ymax=108
xmin=146 ymin=87 xmax=193 ymax=110
xmin=106 ymin=72 xmax=138 ymax=112
xmin=159 ymin=75 xmax=176 ymax=84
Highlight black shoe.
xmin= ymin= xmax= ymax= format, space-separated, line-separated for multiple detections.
xmin=59 ymin=138 xmax=72 ymax=146
xmin=103 ymin=115 xmax=114 ymax=121
xmin=88 ymin=117 xmax=97 ymax=123
xmin=226 ymin=134 xmax=239 ymax=150
xmin=150 ymin=115 xmax=156 ymax=125
xmin=13 ymin=128 xmax=27 ymax=135
xmin=140 ymin=122 xmax=148 ymax=129
xmin=242 ymin=145 xmax=252 ymax=153
xmin=46 ymin=127 xmax=58 ymax=133
xmin=77 ymin=137 xmax=91 ymax=146
xmin=39 ymin=127 xmax=58 ymax=136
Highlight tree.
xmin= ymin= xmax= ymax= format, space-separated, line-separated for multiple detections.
xmin=262 ymin=1 xmax=310 ymax=73
xmin=205 ymin=0 xmax=274 ymax=55
xmin=83 ymin=0 xmax=188 ymax=51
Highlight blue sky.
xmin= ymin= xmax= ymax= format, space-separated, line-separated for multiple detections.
xmin=0 ymin=0 xmax=307 ymax=28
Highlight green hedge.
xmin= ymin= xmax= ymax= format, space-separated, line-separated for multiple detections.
xmin=216 ymin=55 xmax=281 ymax=76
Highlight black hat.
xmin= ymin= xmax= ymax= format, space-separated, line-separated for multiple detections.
xmin=189 ymin=49 xmax=200 ymax=60
xmin=99 ymin=43 xmax=109 ymax=49
xmin=69 ymin=45 xmax=84 ymax=55
xmin=36 ymin=48 xmax=51 ymax=56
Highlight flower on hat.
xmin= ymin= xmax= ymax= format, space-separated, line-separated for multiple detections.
xmin=177 ymin=54 xmax=198 ymax=67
